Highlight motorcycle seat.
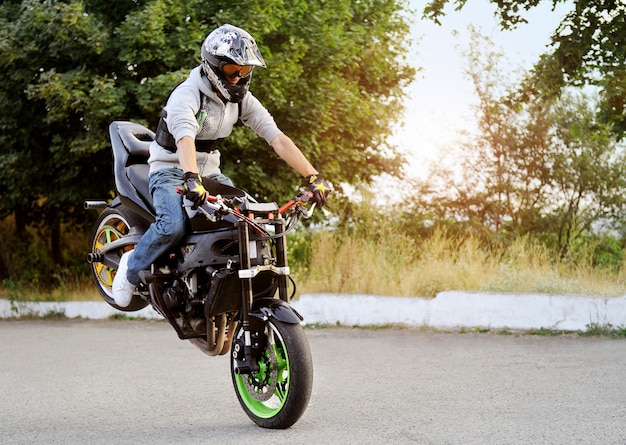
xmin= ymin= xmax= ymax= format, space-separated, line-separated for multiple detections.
xmin=126 ymin=164 xmax=154 ymax=212
xmin=118 ymin=122 xmax=154 ymax=159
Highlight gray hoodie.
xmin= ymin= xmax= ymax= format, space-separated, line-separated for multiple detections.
xmin=148 ymin=65 xmax=283 ymax=176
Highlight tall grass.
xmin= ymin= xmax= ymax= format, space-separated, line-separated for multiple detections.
xmin=293 ymin=228 xmax=626 ymax=298
xmin=0 ymin=216 xmax=97 ymax=302
xmin=2 ymin=216 xmax=625 ymax=302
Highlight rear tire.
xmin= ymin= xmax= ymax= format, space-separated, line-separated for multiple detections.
xmin=89 ymin=208 xmax=147 ymax=311
xmin=231 ymin=320 xmax=313 ymax=429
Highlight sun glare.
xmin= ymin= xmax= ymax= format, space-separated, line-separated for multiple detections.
xmin=390 ymin=0 xmax=573 ymax=187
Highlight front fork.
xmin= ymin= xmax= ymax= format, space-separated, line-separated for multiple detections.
xmin=235 ymin=220 xmax=258 ymax=374
xmin=233 ymin=218 xmax=294 ymax=375
xmin=274 ymin=218 xmax=290 ymax=303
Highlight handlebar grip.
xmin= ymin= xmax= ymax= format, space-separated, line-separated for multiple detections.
xmin=176 ymin=186 xmax=218 ymax=203
xmin=278 ymin=200 xmax=296 ymax=215
xmin=278 ymin=190 xmax=316 ymax=215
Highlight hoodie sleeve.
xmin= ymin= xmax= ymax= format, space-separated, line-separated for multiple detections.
xmin=239 ymin=92 xmax=284 ymax=144
xmin=163 ymin=80 xmax=202 ymax=143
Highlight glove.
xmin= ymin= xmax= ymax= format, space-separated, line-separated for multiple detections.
xmin=183 ymin=172 xmax=208 ymax=209
xmin=304 ymin=173 xmax=332 ymax=208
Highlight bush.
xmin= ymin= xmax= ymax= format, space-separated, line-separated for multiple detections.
xmin=0 ymin=217 xmax=91 ymax=297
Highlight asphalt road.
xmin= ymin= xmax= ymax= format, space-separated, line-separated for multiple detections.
xmin=0 ymin=320 xmax=624 ymax=445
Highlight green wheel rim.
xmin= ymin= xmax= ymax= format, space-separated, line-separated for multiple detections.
xmin=234 ymin=329 xmax=291 ymax=418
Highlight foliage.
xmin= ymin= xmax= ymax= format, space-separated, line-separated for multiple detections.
xmin=0 ymin=216 xmax=91 ymax=291
xmin=0 ymin=1 xmax=114 ymax=229
xmin=214 ymin=1 xmax=415 ymax=199
xmin=294 ymin=223 xmax=626 ymax=298
xmin=422 ymin=0 xmax=626 ymax=139
xmin=293 ymin=188 xmax=626 ymax=298
xmin=0 ymin=0 xmax=414 ymax=274
xmin=579 ymin=322 xmax=626 ymax=338
xmin=410 ymin=30 xmax=626 ymax=258
xmin=2 ymin=198 xmax=626 ymax=298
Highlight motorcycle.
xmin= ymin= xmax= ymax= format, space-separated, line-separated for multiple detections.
xmin=85 ymin=121 xmax=314 ymax=429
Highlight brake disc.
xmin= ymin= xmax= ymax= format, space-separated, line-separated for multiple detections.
xmin=242 ymin=346 xmax=278 ymax=401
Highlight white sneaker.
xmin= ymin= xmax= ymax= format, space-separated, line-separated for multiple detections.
xmin=112 ymin=250 xmax=136 ymax=307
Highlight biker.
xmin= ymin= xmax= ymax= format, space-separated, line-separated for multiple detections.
xmin=113 ymin=24 xmax=331 ymax=307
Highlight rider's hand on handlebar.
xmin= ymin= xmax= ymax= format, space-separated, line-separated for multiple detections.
xmin=183 ymin=172 xmax=208 ymax=210
xmin=304 ymin=173 xmax=332 ymax=208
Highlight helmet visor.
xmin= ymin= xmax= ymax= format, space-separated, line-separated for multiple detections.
xmin=221 ymin=63 xmax=253 ymax=79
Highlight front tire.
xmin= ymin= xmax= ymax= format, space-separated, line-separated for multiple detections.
xmin=89 ymin=208 xmax=147 ymax=311
xmin=231 ymin=320 xmax=313 ymax=429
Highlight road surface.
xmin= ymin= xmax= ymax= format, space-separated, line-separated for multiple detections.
xmin=0 ymin=320 xmax=624 ymax=444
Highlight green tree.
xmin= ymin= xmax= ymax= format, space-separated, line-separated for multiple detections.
xmin=0 ymin=0 xmax=118 ymax=266
xmin=0 ymin=0 xmax=415 ymax=273
xmin=423 ymin=0 xmax=626 ymax=138
xmin=412 ymin=31 xmax=626 ymax=257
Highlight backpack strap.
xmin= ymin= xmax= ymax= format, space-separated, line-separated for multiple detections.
xmin=154 ymin=81 xmax=185 ymax=151
xmin=154 ymin=81 xmax=242 ymax=152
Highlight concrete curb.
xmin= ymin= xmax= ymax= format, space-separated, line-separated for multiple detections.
xmin=291 ymin=292 xmax=626 ymax=331
xmin=0 ymin=299 xmax=162 ymax=320
xmin=1 ymin=292 xmax=625 ymax=331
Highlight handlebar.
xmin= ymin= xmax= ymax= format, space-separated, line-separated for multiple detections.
xmin=178 ymin=186 xmax=316 ymax=226
xmin=278 ymin=190 xmax=315 ymax=216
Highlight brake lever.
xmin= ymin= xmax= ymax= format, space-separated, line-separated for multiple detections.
xmin=195 ymin=195 xmax=233 ymax=221
xmin=301 ymin=202 xmax=316 ymax=219
xmin=196 ymin=204 xmax=218 ymax=222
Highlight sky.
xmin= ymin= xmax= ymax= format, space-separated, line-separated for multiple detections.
xmin=392 ymin=0 xmax=574 ymax=180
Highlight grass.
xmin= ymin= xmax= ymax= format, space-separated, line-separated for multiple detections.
xmin=579 ymin=322 xmax=626 ymax=338
xmin=293 ymin=229 xmax=626 ymax=298
xmin=306 ymin=323 xmax=626 ymax=338
xmin=2 ymin=225 xmax=626 ymax=302
xmin=1 ymin=279 xmax=102 ymax=302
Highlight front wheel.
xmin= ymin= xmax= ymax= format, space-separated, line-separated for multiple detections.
xmin=231 ymin=320 xmax=313 ymax=429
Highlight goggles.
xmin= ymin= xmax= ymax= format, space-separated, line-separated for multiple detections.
xmin=221 ymin=63 xmax=254 ymax=79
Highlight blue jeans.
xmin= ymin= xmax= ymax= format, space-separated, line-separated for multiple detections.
xmin=126 ymin=168 xmax=233 ymax=285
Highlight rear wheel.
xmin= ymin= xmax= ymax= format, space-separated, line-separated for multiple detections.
xmin=89 ymin=208 xmax=147 ymax=311
xmin=231 ymin=319 xmax=313 ymax=429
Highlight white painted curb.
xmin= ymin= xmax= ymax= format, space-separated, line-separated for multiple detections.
xmin=1 ymin=292 xmax=625 ymax=331
xmin=0 ymin=299 xmax=162 ymax=320
xmin=291 ymin=292 xmax=626 ymax=331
